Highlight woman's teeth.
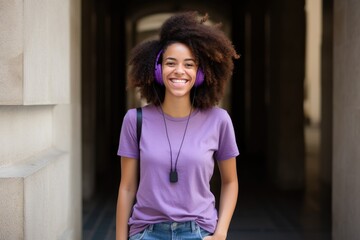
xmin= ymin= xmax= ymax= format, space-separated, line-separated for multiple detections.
xmin=171 ymin=79 xmax=187 ymax=83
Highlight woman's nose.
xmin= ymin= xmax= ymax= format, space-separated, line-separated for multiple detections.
xmin=174 ymin=64 xmax=185 ymax=74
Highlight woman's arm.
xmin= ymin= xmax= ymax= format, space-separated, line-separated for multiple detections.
xmin=116 ymin=157 xmax=139 ymax=240
xmin=207 ymin=157 xmax=238 ymax=240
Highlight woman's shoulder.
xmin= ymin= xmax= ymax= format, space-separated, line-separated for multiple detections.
xmin=203 ymin=106 xmax=231 ymax=119
xmin=124 ymin=107 xmax=137 ymax=118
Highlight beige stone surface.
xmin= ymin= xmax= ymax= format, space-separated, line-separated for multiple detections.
xmin=0 ymin=0 xmax=70 ymax=105
xmin=0 ymin=106 xmax=52 ymax=166
xmin=0 ymin=178 xmax=24 ymax=240
xmin=0 ymin=148 xmax=69 ymax=239
xmin=24 ymin=149 xmax=69 ymax=239
xmin=23 ymin=0 xmax=70 ymax=104
xmin=0 ymin=0 xmax=24 ymax=104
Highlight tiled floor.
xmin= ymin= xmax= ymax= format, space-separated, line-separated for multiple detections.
xmin=228 ymin=187 xmax=331 ymax=240
xmin=83 ymin=193 xmax=118 ymax=240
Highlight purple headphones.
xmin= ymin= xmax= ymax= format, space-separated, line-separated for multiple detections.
xmin=154 ymin=50 xmax=205 ymax=87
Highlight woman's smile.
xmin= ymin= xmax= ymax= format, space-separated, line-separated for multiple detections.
xmin=169 ymin=78 xmax=189 ymax=87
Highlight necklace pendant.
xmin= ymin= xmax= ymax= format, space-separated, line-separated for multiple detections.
xmin=170 ymin=170 xmax=178 ymax=183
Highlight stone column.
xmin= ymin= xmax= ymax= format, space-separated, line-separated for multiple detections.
xmin=333 ymin=0 xmax=360 ymax=239
xmin=0 ymin=0 xmax=81 ymax=239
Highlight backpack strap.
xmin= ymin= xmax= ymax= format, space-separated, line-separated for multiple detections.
xmin=135 ymin=107 xmax=142 ymax=194
xmin=136 ymin=107 xmax=142 ymax=151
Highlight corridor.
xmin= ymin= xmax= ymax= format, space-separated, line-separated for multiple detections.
xmin=82 ymin=126 xmax=331 ymax=240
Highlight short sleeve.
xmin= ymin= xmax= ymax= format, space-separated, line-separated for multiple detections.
xmin=214 ymin=111 xmax=239 ymax=161
xmin=117 ymin=108 xmax=139 ymax=159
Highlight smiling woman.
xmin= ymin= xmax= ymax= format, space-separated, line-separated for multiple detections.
xmin=116 ymin=11 xmax=240 ymax=240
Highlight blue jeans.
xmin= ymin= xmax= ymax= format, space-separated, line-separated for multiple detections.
xmin=129 ymin=221 xmax=212 ymax=240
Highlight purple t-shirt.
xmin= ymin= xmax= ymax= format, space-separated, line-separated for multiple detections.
xmin=118 ymin=104 xmax=239 ymax=236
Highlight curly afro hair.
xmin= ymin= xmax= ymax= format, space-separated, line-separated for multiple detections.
xmin=128 ymin=11 xmax=240 ymax=109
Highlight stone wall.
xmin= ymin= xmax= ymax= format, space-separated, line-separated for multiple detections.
xmin=0 ymin=0 xmax=81 ymax=239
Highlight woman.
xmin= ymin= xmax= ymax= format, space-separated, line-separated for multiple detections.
xmin=117 ymin=11 xmax=240 ymax=240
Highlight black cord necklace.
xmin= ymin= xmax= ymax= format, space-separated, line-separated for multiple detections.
xmin=153 ymin=85 xmax=196 ymax=183
xmin=158 ymin=104 xmax=192 ymax=183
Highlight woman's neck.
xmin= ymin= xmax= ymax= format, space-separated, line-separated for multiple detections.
xmin=162 ymin=96 xmax=192 ymax=118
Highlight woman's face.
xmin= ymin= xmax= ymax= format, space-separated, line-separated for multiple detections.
xmin=161 ymin=42 xmax=198 ymax=99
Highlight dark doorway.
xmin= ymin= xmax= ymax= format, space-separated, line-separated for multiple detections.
xmin=81 ymin=0 xmax=331 ymax=239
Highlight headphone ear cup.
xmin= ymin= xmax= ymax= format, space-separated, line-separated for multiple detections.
xmin=154 ymin=62 xmax=163 ymax=85
xmin=195 ymin=68 xmax=205 ymax=87
xmin=154 ymin=50 xmax=164 ymax=85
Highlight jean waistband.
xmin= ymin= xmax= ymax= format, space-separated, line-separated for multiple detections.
xmin=148 ymin=221 xmax=198 ymax=232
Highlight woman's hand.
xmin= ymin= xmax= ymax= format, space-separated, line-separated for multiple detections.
xmin=204 ymin=157 xmax=238 ymax=240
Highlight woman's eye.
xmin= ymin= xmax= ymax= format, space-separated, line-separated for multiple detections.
xmin=165 ymin=62 xmax=175 ymax=66
xmin=185 ymin=63 xmax=195 ymax=68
